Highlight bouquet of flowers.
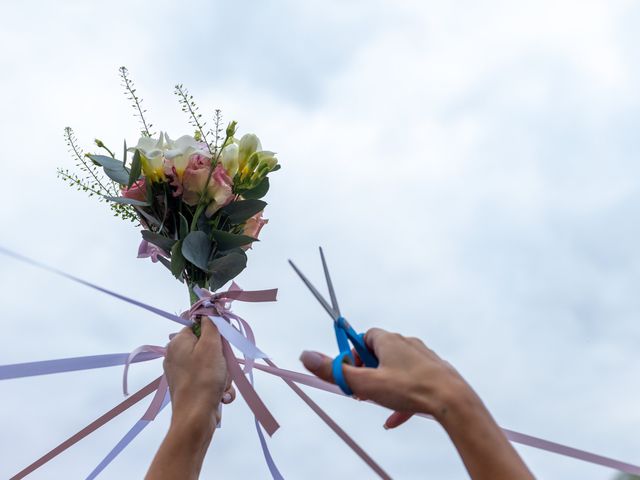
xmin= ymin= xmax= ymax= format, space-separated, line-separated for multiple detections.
xmin=58 ymin=67 xmax=279 ymax=327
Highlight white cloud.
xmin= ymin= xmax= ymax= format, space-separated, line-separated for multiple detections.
xmin=1 ymin=0 xmax=639 ymax=478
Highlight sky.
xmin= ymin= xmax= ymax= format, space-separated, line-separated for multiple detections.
xmin=1 ymin=0 xmax=640 ymax=478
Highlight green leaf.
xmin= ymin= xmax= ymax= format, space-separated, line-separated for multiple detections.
xmin=89 ymin=154 xmax=123 ymax=170
xmin=123 ymin=139 xmax=128 ymax=167
xmin=157 ymin=255 xmax=173 ymax=274
xmin=104 ymin=196 xmax=149 ymax=206
xmin=145 ymin=178 xmax=154 ymax=204
xmin=210 ymin=229 xmax=257 ymax=251
xmin=141 ymin=230 xmax=176 ymax=252
xmin=128 ymin=149 xmax=142 ymax=188
xmin=181 ymin=231 xmax=212 ymax=271
xmin=178 ymin=212 xmax=189 ymax=240
xmin=208 ymin=250 xmax=247 ymax=291
xmin=241 ymin=177 xmax=270 ymax=199
xmin=89 ymin=154 xmax=130 ymax=185
xmin=220 ymin=199 xmax=267 ymax=224
xmin=170 ymin=240 xmax=186 ymax=279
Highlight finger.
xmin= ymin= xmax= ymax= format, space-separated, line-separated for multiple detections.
xmin=351 ymin=347 xmax=363 ymax=367
xmin=363 ymin=328 xmax=390 ymax=351
xmin=340 ymin=363 xmax=380 ymax=399
xmin=221 ymin=385 xmax=236 ymax=404
xmin=384 ymin=411 xmax=414 ymax=429
xmin=167 ymin=326 xmax=197 ymax=352
xmin=196 ymin=317 xmax=222 ymax=352
xmin=299 ymin=351 xmax=334 ymax=383
xmin=406 ymin=337 xmax=426 ymax=349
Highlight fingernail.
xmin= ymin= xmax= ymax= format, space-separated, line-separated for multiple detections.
xmin=222 ymin=392 xmax=232 ymax=403
xmin=300 ymin=351 xmax=323 ymax=370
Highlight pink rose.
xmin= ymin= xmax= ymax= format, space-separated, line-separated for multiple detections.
xmin=137 ymin=239 xmax=168 ymax=263
xmin=121 ymin=179 xmax=146 ymax=202
xmin=242 ymin=211 xmax=268 ymax=249
xmin=182 ymin=155 xmax=234 ymax=216
xmin=164 ymin=164 xmax=183 ymax=197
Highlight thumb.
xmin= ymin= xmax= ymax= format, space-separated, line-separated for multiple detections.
xmin=300 ymin=351 xmax=333 ymax=382
xmin=300 ymin=351 xmax=380 ymax=399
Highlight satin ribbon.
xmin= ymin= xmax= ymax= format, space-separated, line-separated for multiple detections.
xmin=3 ymin=351 xmax=640 ymax=476
xmin=2 ymin=245 xmax=639 ymax=477
xmin=186 ymin=284 xmax=280 ymax=436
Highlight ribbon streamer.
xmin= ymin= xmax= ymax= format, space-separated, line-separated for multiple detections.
xmin=2 ymin=246 xmax=640 ymax=477
xmin=3 ymin=351 xmax=640 ymax=476
xmin=9 ymin=376 xmax=163 ymax=480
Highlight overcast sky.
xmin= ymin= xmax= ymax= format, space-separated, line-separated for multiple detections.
xmin=1 ymin=0 xmax=640 ymax=478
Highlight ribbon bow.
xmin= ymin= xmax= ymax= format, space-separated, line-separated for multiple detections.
xmin=125 ymin=282 xmax=280 ymax=435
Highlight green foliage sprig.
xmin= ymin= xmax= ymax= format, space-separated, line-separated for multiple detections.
xmin=57 ymin=127 xmax=138 ymax=222
xmin=174 ymin=84 xmax=213 ymax=155
xmin=119 ymin=66 xmax=154 ymax=138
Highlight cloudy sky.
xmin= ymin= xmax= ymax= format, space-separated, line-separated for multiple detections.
xmin=1 ymin=0 xmax=640 ymax=478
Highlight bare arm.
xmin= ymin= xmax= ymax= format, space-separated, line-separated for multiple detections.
xmin=146 ymin=318 xmax=235 ymax=480
xmin=300 ymin=328 xmax=534 ymax=480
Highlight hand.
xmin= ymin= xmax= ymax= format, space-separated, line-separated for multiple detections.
xmin=147 ymin=318 xmax=236 ymax=480
xmin=301 ymin=328 xmax=534 ymax=479
xmin=164 ymin=317 xmax=236 ymax=434
xmin=300 ymin=328 xmax=473 ymax=428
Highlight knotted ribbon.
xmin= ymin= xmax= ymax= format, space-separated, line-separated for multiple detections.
xmin=1 ymin=245 xmax=639 ymax=478
xmin=183 ymin=283 xmax=281 ymax=436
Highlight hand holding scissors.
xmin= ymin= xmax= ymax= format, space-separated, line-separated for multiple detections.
xmin=289 ymin=247 xmax=378 ymax=396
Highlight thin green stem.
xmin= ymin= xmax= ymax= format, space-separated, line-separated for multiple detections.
xmin=175 ymin=84 xmax=213 ymax=155
xmin=119 ymin=66 xmax=152 ymax=136
xmin=66 ymin=129 xmax=113 ymax=195
xmin=57 ymin=170 xmax=104 ymax=196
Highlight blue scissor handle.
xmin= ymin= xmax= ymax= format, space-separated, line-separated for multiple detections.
xmin=332 ymin=352 xmax=354 ymax=396
xmin=333 ymin=317 xmax=379 ymax=395
xmin=336 ymin=317 xmax=378 ymax=368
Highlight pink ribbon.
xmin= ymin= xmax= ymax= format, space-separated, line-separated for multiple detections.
xmin=184 ymin=283 xmax=280 ymax=436
xmin=123 ymin=345 xmax=167 ymax=396
xmin=3 ymin=246 xmax=638 ymax=478
xmin=10 ymin=376 xmax=163 ymax=480
xmin=185 ymin=283 xmax=389 ymax=476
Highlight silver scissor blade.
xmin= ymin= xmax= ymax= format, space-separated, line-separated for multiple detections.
xmin=288 ymin=259 xmax=338 ymax=321
xmin=318 ymin=247 xmax=341 ymax=316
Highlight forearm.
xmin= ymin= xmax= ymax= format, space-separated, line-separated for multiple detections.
xmin=436 ymin=386 xmax=534 ymax=480
xmin=146 ymin=413 xmax=216 ymax=480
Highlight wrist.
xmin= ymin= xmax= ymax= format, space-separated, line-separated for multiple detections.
xmin=170 ymin=407 xmax=217 ymax=440
xmin=432 ymin=379 xmax=490 ymax=430
xmin=170 ymin=394 xmax=220 ymax=439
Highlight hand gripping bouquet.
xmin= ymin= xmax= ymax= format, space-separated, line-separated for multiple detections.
xmin=58 ymin=67 xmax=279 ymax=333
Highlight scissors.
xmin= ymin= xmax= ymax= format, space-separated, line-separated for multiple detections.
xmin=289 ymin=247 xmax=379 ymax=396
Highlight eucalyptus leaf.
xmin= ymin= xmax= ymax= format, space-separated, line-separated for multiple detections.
xmin=170 ymin=240 xmax=186 ymax=279
xmin=103 ymin=167 xmax=131 ymax=185
xmin=210 ymin=229 xmax=257 ymax=251
xmin=104 ymin=196 xmax=149 ymax=206
xmin=241 ymin=177 xmax=270 ymax=199
xmin=178 ymin=212 xmax=189 ymax=240
xmin=128 ymin=149 xmax=142 ymax=188
xmin=141 ymin=230 xmax=176 ymax=252
xmin=181 ymin=231 xmax=212 ymax=271
xmin=88 ymin=154 xmax=130 ymax=185
xmin=220 ymin=199 xmax=267 ymax=224
xmin=88 ymin=154 xmax=124 ymax=170
xmin=208 ymin=251 xmax=247 ymax=291
xmin=197 ymin=214 xmax=212 ymax=236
